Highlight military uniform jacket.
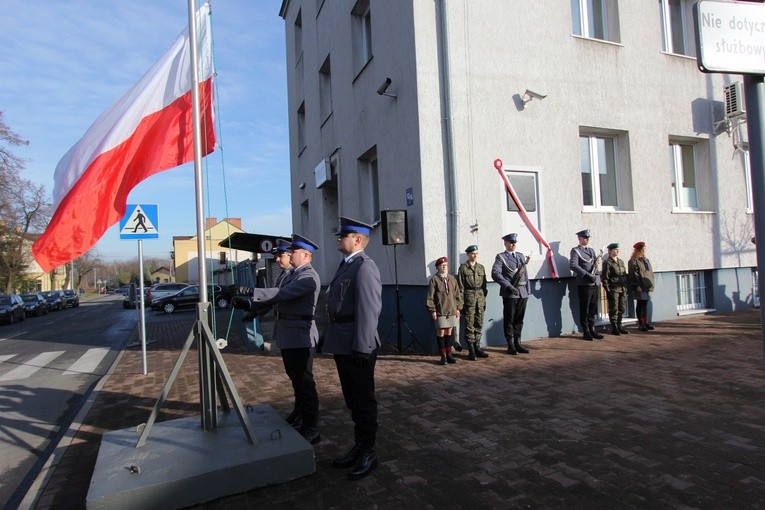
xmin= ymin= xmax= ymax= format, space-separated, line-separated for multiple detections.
xmin=250 ymin=264 xmax=320 ymax=349
xmin=601 ymin=257 xmax=628 ymax=292
xmin=627 ymin=257 xmax=655 ymax=294
xmin=426 ymin=274 xmax=463 ymax=316
xmin=569 ymin=245 xmax=600 ymax=286
xmin=457 ymin=262 xmax=488 ymax=300
xmin=491 ymin=251 xmax=529 ymax=298
xmin=322 ymin=252 xmax=382 ymax=355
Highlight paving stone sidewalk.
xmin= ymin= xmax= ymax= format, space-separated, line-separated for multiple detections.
xmin=33 ymin=309 xmax=764 ymax=510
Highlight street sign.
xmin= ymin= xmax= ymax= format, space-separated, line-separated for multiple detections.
xmin=119 ymin=204 xmax=159 ymax=239
xmin=694 ymin=0 xmax=765 ymax=75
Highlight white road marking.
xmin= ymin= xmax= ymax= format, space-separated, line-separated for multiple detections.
xmin=0 ymin=351 xmax=65 ymax=382
xmin=62 ymin=347 xmax=110 ymax=376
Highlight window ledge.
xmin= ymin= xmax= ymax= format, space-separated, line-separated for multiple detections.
xmin=352 ymin=56 xmax=373 ymax=84
xmin=582 ymin=208 xmax=636 ymax=214
xmin=570 ymin=34 xmax=623 ymax=47
xmin=660 ymin=51 xmax=696 ymax=61
xmin=320 ymin=111 xmax=333 ymax=128
xmin=677 ymin=308 xmax=716 ymax=317
xmin=671 ymin=209 xmax=715 ymax=215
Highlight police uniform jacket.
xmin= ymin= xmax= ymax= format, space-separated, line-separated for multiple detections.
xmin=491 ymin=251 xmax=529 ymax=298
xmin=250 ymin=264 xmax=320 ymax=349
xmin=601 ymin=257 xmax=628 ymax=292
xmin=627 ymin=257 xmax=655 ymax=294
xmin=322 ymin=252 xmax=382 ymax=355
xmin=426 ymin=273 xmax=463 ymax=316
xmin=457 ymin=262 xmax=488 ymax=301
xmin=569 ymin=245 xmax=600 ymax=286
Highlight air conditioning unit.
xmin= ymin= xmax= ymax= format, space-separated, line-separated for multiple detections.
xmin=314 ymin=157 xmax=332 ymax=188
xmin=724 ymin=82 xmax=745 ymax=119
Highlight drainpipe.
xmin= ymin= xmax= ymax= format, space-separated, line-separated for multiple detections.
xmin=437 ymin=0 xmax=459 ymax=266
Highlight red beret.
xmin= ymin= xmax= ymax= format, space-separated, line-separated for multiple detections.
xmin=633 ymin=241 xmax=646 ymax=249
xmin=435 ymin=257 xmax=448 ymax=266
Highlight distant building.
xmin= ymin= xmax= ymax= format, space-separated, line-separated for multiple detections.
xmin=150 ymin=266 xmax=174 ymax=284
xmin=279 ymin=0 xmax=757 ymax=347
xmin=172 ymin=218 xmax=249 ymax=285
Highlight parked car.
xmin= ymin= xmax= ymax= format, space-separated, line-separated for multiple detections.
xmin=41 ymin=290 xmax=65 ymax=311
xmin=20 ymin=293 xmax=49 ymax=317
xmin=0 ymin=295 xmax=26 ymax=324
xmin=151 ymin=285 xmax=236 ymax=314
xmin=115 ymin=285 xmax=130 ymax=296
xmin=62 ymin=289 xmax=80 ymax=308
xmin=148 ymin=283 xmax=189 ymax=304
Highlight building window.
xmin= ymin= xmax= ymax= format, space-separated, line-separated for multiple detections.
xmin=294 ymin=10 xmax=303 ymax=63
xmin=659 ymin=0 xmax=693 ymax=57
xmin=351 ymin=0 xmax=372 ymax=74
xmin=297 ymin=101 xmax=306 ymax=154
xmin=669 ymin=142 xmax=697 ymax=210
xmin=676 ymin=271 xmax=707 ymax=311
xmin=301 ymin=199 xmax=310 ymax=234
xmin=358 ymin=146 xmax=380 ymax=225
xmin=571 ymin=0 xmax=621 ymax=43
xmin=579 ymin=134 xmax=619 ymax=209
xmin=319 ymin=56 xmax=332 ymax=122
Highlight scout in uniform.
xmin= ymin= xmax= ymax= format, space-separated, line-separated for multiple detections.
xmin=601 ymin=242 xmax=630 ymax=335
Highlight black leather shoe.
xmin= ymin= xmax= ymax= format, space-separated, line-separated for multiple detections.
xmin=452 ymin=341 xmax=463 ymax=352
xmin=347 ymin=450 xmax=378 ymax=480
xmin=583 ymin=330 xmax=593 ymax=341
xmin=646 ymin=323 xmax=655 ymax=331
xmin=285 ymin=409 xmax=301 ymax=426
xmin=446 ymin=353 xmax=458 ymax=364
xmin=514 ymin=340 xmax=529 ymax=354
xmin=618 ymin=325 xmax=630 ymax=334
xmin=333 ymin=444 xmax=363 ymax=468
xmin=298 ymin=425 xmax=321 ymax=445
xmin=591 ymin=331 xmax=604 ymax=340
xmin=506 ymin=346 xmax=518 ymax=355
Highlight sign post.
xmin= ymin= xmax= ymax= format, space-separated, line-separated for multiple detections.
xmin=695 ymin=0 xmax=765 ymax=364
xmin=120 ymin=204 xmax=159 ymax=375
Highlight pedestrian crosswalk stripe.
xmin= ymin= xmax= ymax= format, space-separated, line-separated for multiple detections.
xmin=0 ymin=351 xmax=65 ymax=382
xmin=63 ymin=347 xmax=110 ymax=376
xmin=0 ymin=354 xmax=15 ymax=363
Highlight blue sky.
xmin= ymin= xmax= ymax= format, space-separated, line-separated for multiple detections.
xmin=0 ymin=0 xmax=291 ymax=261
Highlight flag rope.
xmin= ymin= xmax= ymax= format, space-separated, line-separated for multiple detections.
xmin=493 ymin=158 xmax=558 ymax=279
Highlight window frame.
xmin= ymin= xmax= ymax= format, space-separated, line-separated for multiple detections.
xmin=659 ymin=0 xmax=693 ymax=57
xmin=579 ymin=133 xmax=621 ymax=211
xmin=675 ymin=271 xmax=707 ymax=311
xmin=669 ymin=141 xmax=699 ymax=211
xmin=351 ymin=0 xmax=373 ymax=75
xmin=319 ymin=56 xmax=333 ymax=123
xmin=571 ymin=0 xmax=621 ymax=43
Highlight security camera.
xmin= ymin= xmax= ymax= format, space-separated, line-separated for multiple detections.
xmin=377 ymin=77 xmax=394 ymax=96
xmin=522 ymin=89 xmax=547 ymax=105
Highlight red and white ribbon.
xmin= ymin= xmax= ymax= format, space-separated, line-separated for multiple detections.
xmin=493 ymin=158 xmax=559 ymax=279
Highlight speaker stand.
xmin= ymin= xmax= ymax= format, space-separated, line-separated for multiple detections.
xmin=384 ymin=244 xmax=422 ymax=353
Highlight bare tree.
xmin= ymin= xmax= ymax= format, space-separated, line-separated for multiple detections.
xmin=0 ymin=112 xmax=51 ymax=293
xmin=720 ymin=209 xmax=754 ymax=267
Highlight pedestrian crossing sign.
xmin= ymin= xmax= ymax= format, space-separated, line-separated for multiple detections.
xmin=119 ymin=204 xmax=159 ymax=239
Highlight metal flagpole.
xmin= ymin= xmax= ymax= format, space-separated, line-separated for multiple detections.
xmin=137 ymin=239 xmax=148 ymax=375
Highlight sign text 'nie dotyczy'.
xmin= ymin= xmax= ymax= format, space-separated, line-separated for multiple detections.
xmin=694 ymin=0 xmax=765 ymax=75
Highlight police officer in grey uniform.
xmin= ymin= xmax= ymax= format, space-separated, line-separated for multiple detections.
xmin=322 ymin=217 xmax=382 ymax=481
xmin=569 ymin=229 xmax=603 ymax=340
xmin=250 ymin=234 xmax=322 ymax=444
xmin=491 ymin=233 xmax=531 ymax=355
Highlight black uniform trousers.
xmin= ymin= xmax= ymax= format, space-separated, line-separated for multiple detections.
xmin=281 ymin=347 xmax=319 ymax=428
xmin=333 ymin=351 xmax=378 ymax=449
xmin=502 ymin=296 xmax=528 ymax=341
xmin=577 ymin=285 xmax=600 ymax=329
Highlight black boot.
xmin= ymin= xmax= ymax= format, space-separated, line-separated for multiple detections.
xmin=467 ymin=342 xmax=477 ymax=361
xmin=589 ymin=326 xmax=604 ymax=340
xmin=617 ymin=321 xmax=629 ymax=334
xmin=583 ymin=328 xmax=593 ymax=341
xmin=438 ymin=351 xmax=447 ymax=365
xmin=513 ymin=337 xmax=529 ymax=354
xmin=610 ymin=322 xmax=621 ymax=335
xmin=445 ymin=347 xmax=458 ymax=364
xmin=474 ymin=343 xmax=489 ymax=358
xmin=506 ymin=340 xmax=518 ymax=355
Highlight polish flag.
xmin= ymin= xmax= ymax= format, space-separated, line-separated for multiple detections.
xmin=32 ymin=4 xmax=216 ymax=272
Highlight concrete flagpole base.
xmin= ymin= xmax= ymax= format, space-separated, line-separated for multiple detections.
xmin=86 ymin=405 xmax=315 ymax=510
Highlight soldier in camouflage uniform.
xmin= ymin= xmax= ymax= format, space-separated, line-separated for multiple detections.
xmin=601 ymin=242 xmax=630 ymax=335
xmin=457 ymin=245 xmax=489 ymax=360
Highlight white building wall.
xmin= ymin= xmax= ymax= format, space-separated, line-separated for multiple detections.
xmin=280 ymin=0 xmax=756 ymax=292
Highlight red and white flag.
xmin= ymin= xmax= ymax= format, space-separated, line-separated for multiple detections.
xmin=32 ymin=4 xmax=216 ymax=272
